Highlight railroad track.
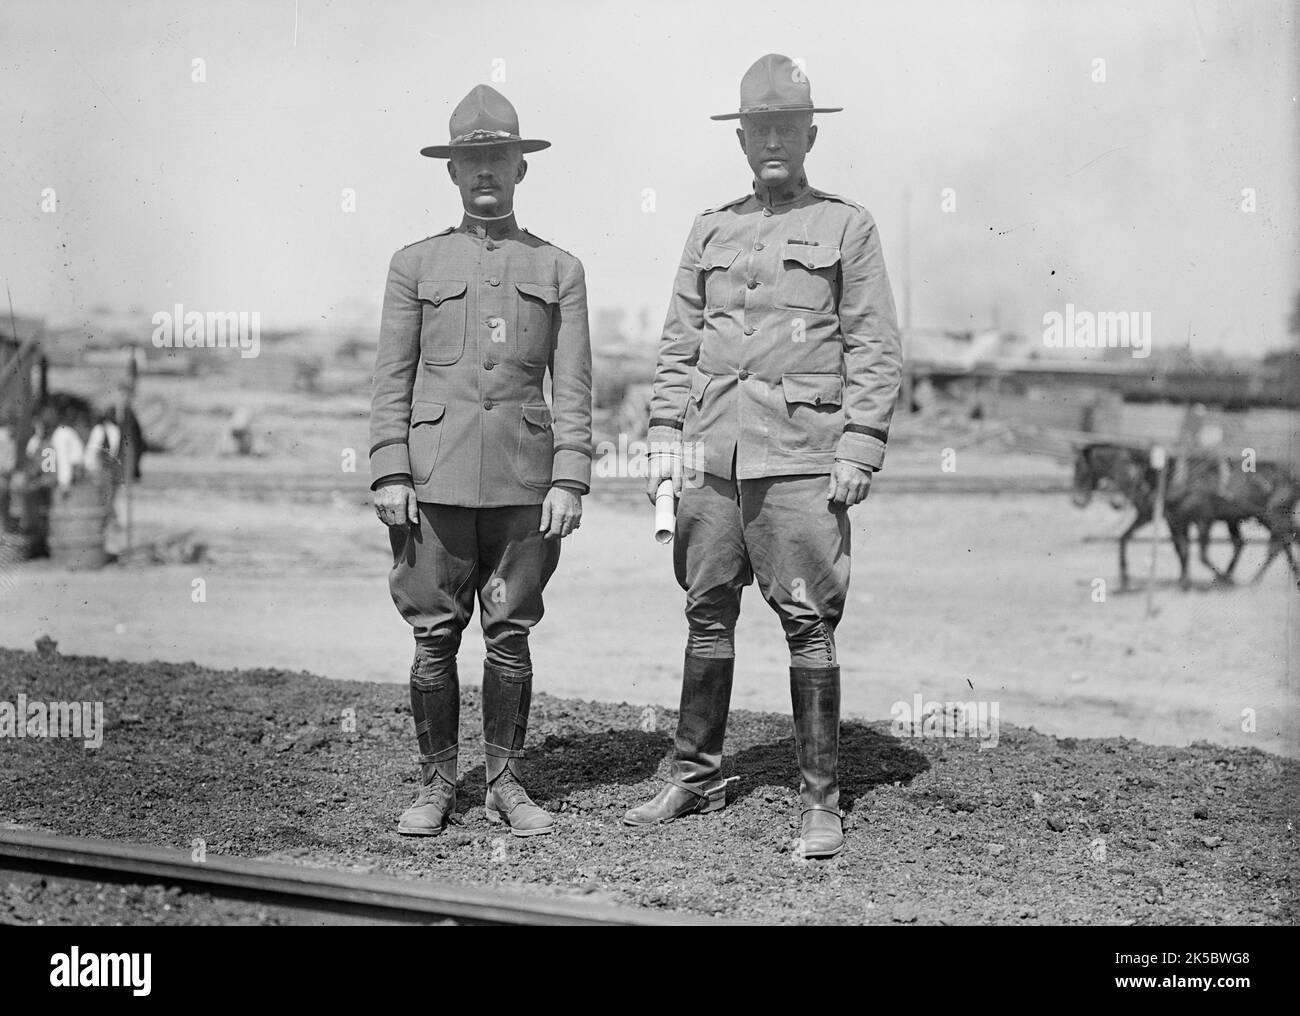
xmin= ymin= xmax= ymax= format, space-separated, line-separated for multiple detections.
xmin=0 ymin=828 xmax=714 ymax=926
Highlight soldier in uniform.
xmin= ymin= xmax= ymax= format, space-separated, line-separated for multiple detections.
xmin=370 ymin=85 xmax=592 ymax=838
xmin=625 ymin=55 xmax=903 ymax=858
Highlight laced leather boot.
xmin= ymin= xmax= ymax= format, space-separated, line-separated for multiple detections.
xmin=482 ymin=663 xmax=554 ymax=837
xmin=397 ymin=748 xmax=458 ymax=836
xmin=623 ymin=654 xmax=734 ymax=826
xmin=791 ymin=665 xmax=843 ymax=858
xmin=397 ymin=646 xmax=460 ymax=836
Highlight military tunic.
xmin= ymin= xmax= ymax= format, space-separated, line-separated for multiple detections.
xmin=369 ymin=214 xmax=592 ymax=505
xmin=650 ymin=180 xmax=901 ymax=477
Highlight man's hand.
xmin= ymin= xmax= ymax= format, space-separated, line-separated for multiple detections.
xmin=540 ymin=486 xmax=582 ymax=539
xmin=374 ymin=482 xmax=419 ymax=527
xmin=827 ymin=461 xmax=872 ymax=507
xmin=645 ymin=426 xmax=683 ymax=504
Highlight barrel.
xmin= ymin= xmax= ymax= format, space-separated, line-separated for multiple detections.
xmin=47 ymin=483 xmax=109 ymax=569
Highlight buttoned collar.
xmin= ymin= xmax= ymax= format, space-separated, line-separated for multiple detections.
xmin=752 ymin=173 xmax=811 ymax=209
xmin=458 ymin=211 xmax=519 ymax=240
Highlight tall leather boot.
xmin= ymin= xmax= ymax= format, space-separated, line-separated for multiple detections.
xmin=623 ymin=654 xmax=734 ymax=826
xmin=397 ymin=650 xmax=459 ymax=836
xmin=481 ymin=663 xmax=554 ymax=837
xmin=791 ymin=666 xmax=843 ymax=858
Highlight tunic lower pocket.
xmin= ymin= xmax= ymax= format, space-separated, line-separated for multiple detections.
xmin=408 ymin=401 xmax=446 ymax=484
xmin=518 ymin=403 xmax=554 ymax=487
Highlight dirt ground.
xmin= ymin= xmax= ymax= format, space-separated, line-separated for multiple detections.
xmin=0 ymin=647 xmax=1293 ymax=925
xmin=1 ymin=448 xmax=1295 ymax=759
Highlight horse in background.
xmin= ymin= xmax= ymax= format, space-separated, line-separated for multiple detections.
xmin=1164 ymin=458 xmax=1300 ymax=590
xmin=1071 ymin=443 xmax=1166 ymax=590
xmin=1071 ymin=443 xmax=1300 ymax=590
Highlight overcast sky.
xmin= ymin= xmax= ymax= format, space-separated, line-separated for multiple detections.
xmin=1 ymin=0 xmax=1295 ymax=355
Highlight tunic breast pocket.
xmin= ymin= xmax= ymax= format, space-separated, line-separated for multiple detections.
xmin=417 ymin=279 xmax=468 ymax=366
xmin=777 ymin=243 xmax=841 ymax=314
xmin=696 ymin=243 xmax=741 ymax=311
xmin=512 ymin=281 xmax=558 ymax=368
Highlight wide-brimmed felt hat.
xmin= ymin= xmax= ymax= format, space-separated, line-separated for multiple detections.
xmin=711 ymin=53 xmax=843 ymax=121
xmin=420 ymin=84 xmax=551 ymax=158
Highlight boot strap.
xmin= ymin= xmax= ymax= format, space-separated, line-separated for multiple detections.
xmin=801 ymin=804 xmax=842 ymax=818
xmin=666 ymin=778 xmax=711 ymax=800
xmin=420 ymin=742 xmax=458 ymax=765
xmin=667 ymin=775 xmax=734 ymax=800
xmin=483 ymin=741 xmax=526 ymax=760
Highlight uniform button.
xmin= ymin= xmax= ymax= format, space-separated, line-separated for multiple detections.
xmin=739 ymin=369 xmax=750 ymax=380
xmin=747 ymin=280 xmax=759 ymax=289
xmin=755 ymin=242 xmax=765 ymax=251
xmin=483 ymin=399 xmax=494 ymax=410
xmin=744 ymin=326 xmax=755 ymax=336
xmin=483 ymin=360 xmax=495 ymax=371
xmin=487 ymin=277 xmax=500 ymax=286
xmin=485 ymin=241 xmax=497 ymax=251
xmin=762 ymin=209 xmax=773 ymax=217
xmin=813 ymin=396 xmax=822 ymax=405
xmin=487 ymin=317 xmax=501 ymax=328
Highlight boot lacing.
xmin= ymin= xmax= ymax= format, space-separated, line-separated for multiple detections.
xmin=494 ymin=770 xmax=533 ymax=811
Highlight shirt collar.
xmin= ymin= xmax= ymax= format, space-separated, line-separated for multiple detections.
xmin=752 ymin=173 xmax=811 ymax=208
xmin=459 ymin=211 xmax=519 ymax=240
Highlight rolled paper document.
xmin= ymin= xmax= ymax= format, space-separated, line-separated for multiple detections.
xmin=654 ymin=479 xmax=675 ymax=544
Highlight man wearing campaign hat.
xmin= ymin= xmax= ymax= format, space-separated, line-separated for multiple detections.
xmin=625 ymin=55 xmax=903 ymax=858
xmin=370 ymin=85 xmax=592 ymax=839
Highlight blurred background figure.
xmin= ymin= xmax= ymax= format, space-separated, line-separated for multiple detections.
xmin=227 ymin=407 xmax=255 ymax=457
xmin=85 ymin=405 xmax=126 ymax=555
xmin=110 ymin=380 xmax=145 ymax=480
xmin=1173 ymin=402 xmax=1230 ymax=494
xmin=85 ymin=407 xmax=123 ymax=478
xmin=27 ymin=403 xmax=85 ymax=490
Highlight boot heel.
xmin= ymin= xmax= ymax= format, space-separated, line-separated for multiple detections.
xmin=485 ymin=805 xmax=503 ymax=824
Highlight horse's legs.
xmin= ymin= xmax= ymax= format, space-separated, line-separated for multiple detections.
xmin=1197 ymin=520 xmax=1227 ymax=583
xmin=1167 ymin=516 xmax=1192 ymax=590
xmin=1118 ymin=508 xmax=1151 ymax=590
xmin=1285 ymin=538 xmax=1300 ymax=591
xmin=1250 ymin=525 xmax=1282 ymax=584
xmin=1270 ymin=523 xmax=1300 ymax=590
xmin=1221 ymin=520 xmax=1245 ymax=582
xmin=1250 ymin=503 xmax=1298 ymax=588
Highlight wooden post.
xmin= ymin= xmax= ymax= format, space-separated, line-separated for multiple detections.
xmin=1145 ymin=445 xmax=1168 ymax=617
xmin=900 ymin=189 xmax=912 ymax=414
xmin=121 ymin=369 xmax=134 ymax=559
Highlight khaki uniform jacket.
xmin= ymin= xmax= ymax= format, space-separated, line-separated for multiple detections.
xmin=369 ymin=214 xmax=593 ymax=507
xmin=649 ymin=181 xmax=902 ymax=477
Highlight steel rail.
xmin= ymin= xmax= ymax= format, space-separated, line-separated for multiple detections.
xmin=0 ymin=828 xmax=714 ymax=926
